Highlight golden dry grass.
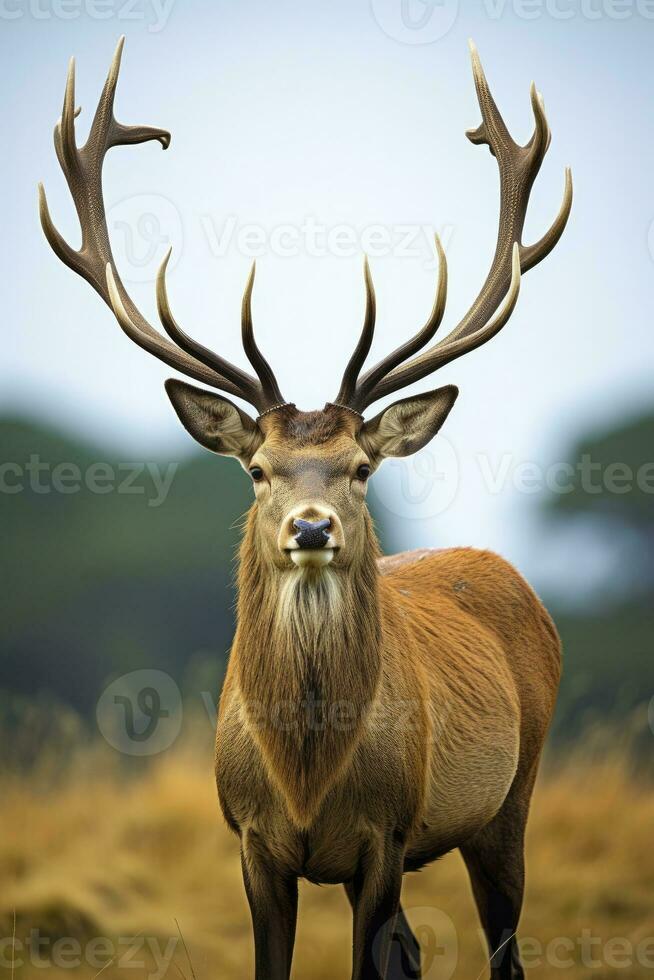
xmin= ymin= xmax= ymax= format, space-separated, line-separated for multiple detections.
xmin=1 ymin=722 xmax=653 ymax=979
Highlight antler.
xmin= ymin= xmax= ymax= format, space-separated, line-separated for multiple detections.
xmin=39 ymin=37 xmax=285 ymax=414
xmin=335 ymin=40 xmax=572 ymax=414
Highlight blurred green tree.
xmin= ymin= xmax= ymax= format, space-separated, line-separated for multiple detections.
xmin=541 ymin=410 xmax=654 ymax=742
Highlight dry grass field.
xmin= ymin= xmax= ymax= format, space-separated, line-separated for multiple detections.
xmin=1 ymin=716 xmax=653 ymax=980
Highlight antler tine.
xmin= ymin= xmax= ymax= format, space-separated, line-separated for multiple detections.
xmin=87 ymin=36 xmax=171 ymax=161
xmin=334 ymin=257 xmax=377 ymax=407
xmin=156 ymin=249 xmax=262 ymax=404
xmin=349 ymin=40 xmax=572 ymax=410
xmin=102 ymin=260 xmax=257 ymax=401
xmin=241 ymin=262 xmax=286 ymax=407
xmin=521 ymin=166 xmax=573 ymax=273
xmin=413 ymin=242 xmax=522 ymax=371
xmin=349 ymin=234 xmax=448 ymax=412
xmin=58 ymin=57 xmax=79 ymax=171
xmin=40 ymin=38 xmax=283 ymax=412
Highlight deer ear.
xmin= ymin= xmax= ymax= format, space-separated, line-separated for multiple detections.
xmin=165 ymin=380 xmax=262 ymax=460
xmin=358 ymin=385 xmax=458 ymax=461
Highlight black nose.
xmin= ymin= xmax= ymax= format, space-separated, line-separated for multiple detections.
xmin=293 ymin=518 xmax=331 ymax=550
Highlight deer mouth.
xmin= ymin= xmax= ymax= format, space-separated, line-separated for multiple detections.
xmin=283 ymin=543 xmax=340 ymax=568
xmin=289 ymin=548 xmax=335 ymax=568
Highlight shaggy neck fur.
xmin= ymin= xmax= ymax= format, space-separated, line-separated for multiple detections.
xmin=234 ymin=507 xmax=382 ymax=827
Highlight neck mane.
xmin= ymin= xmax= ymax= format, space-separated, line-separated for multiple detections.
xmin=234 ymin=507 xmax=382 ymax=827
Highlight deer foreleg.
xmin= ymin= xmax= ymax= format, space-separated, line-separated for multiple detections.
xmin=348 ymin=836 xmax=405 ymax=980
xmin=241 ymin=832 xmax=298 ymax=980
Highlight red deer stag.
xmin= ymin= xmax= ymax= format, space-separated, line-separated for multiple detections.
xmin=40 ymin=37 xmax=571 ymax=980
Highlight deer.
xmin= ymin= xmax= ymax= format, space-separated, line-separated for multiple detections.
xmin=39 ymin=36 xmax=571 ymax=980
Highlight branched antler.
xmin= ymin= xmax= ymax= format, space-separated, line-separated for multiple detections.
xmin=40 ymin=39 xmax=571 ymax=421
xmin=39 ymin=37 xmax=285 ymax=413
xmin=335 ymin=40 xmax=572 ymax=413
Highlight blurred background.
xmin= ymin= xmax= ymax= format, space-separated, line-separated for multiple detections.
xmin=1 ymin=0 xmax=653 ymax=977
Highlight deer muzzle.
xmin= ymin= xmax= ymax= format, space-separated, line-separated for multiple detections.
xmin=279 ymin=506 xmax=343 ymax=568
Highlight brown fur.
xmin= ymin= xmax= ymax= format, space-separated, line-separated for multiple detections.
xmin=214 ymin=409 xmax=561 ymax=979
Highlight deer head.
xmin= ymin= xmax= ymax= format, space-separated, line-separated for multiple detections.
xmin=39 ymin=38 xmax=572 ymax=573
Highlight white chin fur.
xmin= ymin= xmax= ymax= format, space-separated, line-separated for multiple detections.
xmin=290 ymin=548 xmax=334 ymax=568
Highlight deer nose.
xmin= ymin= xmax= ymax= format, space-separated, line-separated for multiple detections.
xmin=293 ymin=517 xmax=331 ymax=550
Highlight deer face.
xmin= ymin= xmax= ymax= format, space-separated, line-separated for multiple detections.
xmin=246 ymin=415 xmax=367 ymax=572
xmin=165 ymin=383 xmax=458 ymax=571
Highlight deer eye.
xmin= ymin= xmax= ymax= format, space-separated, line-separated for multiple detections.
xmin=355 ymin=463 xmax=371 ymax=481
xmin=249 ymin=466 xmax=264 ymax=482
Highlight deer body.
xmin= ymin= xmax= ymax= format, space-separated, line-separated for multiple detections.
xmin=218 ymin=539 xmax=560 ymax=886
xmin=40 ymin=36 xmax=571 ymax=980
